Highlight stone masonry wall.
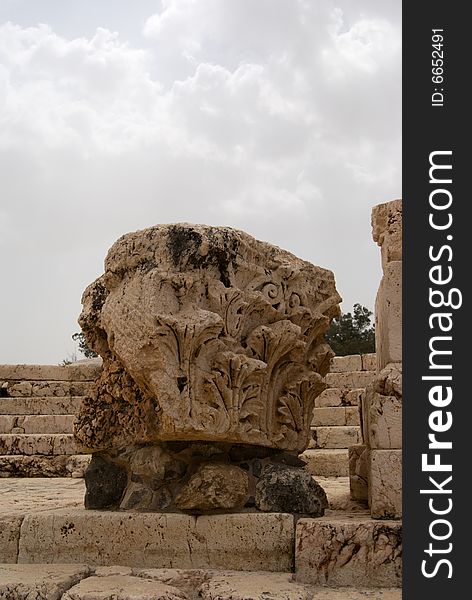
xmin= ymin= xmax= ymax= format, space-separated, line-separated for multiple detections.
xmin=301 ymin=353 xmax=375 ymax=478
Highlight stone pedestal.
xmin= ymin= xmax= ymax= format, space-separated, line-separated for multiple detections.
xmin=74 ymin=224 xmax=341 ymax=514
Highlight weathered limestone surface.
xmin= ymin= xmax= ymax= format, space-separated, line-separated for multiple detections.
xmin=372 ymin=200 xmax=402 ymax=270
xmin=348 ymin=444 xmax=369 ymax=503
xmin=0 ymin=414 xmax=75 ymax=434
xmin=75 ymin=224 xmax=340 ymax=455
xmin=363 ymin=391 xmax=402 ymax=449
xmin=312 ymin=407 xmax=359 ymax=427
xmin=0 ymin=361 xmax=101 ymax=382
xmin=18 ymin=510 xmax=295 ymax=571
xmin=324 ymin=371 xmax=375 ymax=390
xmin=314 ymin=388 xmax=364 ymax=408
xmin=0 ymin=433 xmax=78 ymax=455
xmin=0 ymin=565 xmax=403 ymax=600
xmin=295 ymin=517 xmax=402 ymax=587
xmin=0 ymin=396 xmax=83 ymax=415
xmin=62 ymin=575 xmax=187 ymax=600
xmin=302 ymin=450 xmax=349 ymax=477
xmin=0 ymin=564 xmax=92 ymax=600
xmin=0 ymin=454 xmax=90 ymax=478
xmin=369 ymin=450 xmax=402 ymax=519
xmin=309 ymin=426 xmax=361 ymax=449
xmin=0 ymin=515 xmax=23 ymax=563
xmin=375 ymin=261 xmax=402 ymax=371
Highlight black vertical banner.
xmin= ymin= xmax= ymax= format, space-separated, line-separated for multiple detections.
xmin=403 ymin=2 xmax=468 ymax=598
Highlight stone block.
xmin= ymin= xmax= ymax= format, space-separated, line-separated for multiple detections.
xmin=0 ymin=515 xmax=23 ymax=563
xmin=310 ymin=426 xmax=361 ymax=449
xmin=300 ymin=449 xmax=349 ymax=477
xmin=369 ymin=449 xmax=402 ymax=519
xmin=18 ymin=510 xmax=295 ymax=571
xmin=62 ymin=575 xmax=186 ymax=600
xmin=199 ymin=572 xmax=311 ymax=600
xmin=0 ymin=564 xmax=92 ymax=600
xmin=312 ymin=407 xmax=346 ymax=427
xmin=375 ymin=261 xmax=402 ymax=371
xmin=345 ymin=407 xmax=360 ymax=426
xmin=372 ymin=199 xmax=402 ymax=269
xmin=324 ymin=371 xmax=375 ymax=390
xmin=315 ymin=388 xmax=343 ymax=407
xmin=0 ymin=396 xmax=83 ymax=415
xmin=361 ymin=353 xmax=377 ymax=372
xmin=348 ymin=445 xmax=369 ymax=502
xmin=330 ymin=355 xmax=362 ymax=373
xmin=0 ymin=455 xmax=90 ymax=478
xmin=0 ymin=433 xmax=78 ymax=456
xmin=295 ymin=516 xmax=402 ymax=587
xmin=344 ymin=389 xmax=364 ymax=406
xmin=0 ymin=361 xmax=101 ymax=382
xmin=364 ymin=392 xmax=402 ymax=449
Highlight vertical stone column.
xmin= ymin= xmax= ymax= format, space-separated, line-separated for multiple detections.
xmin=349 ymin=200 xmax=402 ymax=518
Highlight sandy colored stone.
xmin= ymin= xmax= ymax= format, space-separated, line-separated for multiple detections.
xmin=345 ymin=407 xmax=360 ymax=426
xmin=315 ymin=388 xmax=343 ymax=408
xmin=330 ymin=355 xmax=362 ymax=373
xmin=75 ymin=224 xmax=341 ymax=454
xmin=372 ymin=199 xmax=402 ymax=269
xmin=0 ymin=564 xmax=92 ymax=600
xmin=309 ymin=426 xmax=361 ymax=449
xmin=0 ymin=433 xmax=78 ymax=455
xmin=0 ymin=414 xmax=75 ymax=434
xmin=62 ymin=575 xmax=187 ymax=600
xmin=0 ymin=454 xmax=90 ymax=478
xmin=199 ymin=572 xmax=310 ymax=600
xmin=0 ymin=515 xmax=23 ymax=563
xmin=324 ymin=371 xmax=375 ymax=390
xmin=175 ymin=463 xmax=249 ymax=511
xmin=4 ymin=381 xmax=92 ymax=398
xmin=369 ymin=450 xmax=402 ymax=519
xmin=361 ymin=354 xmax=377 ymax=372
xmin=312 ymin=407 xmax=347 ymax=427
xmin=134 ymin=568 xmax=213 ymax=596
xmin=0 ymin=477 xmax=85 ymax=516
xmin=364 ymin=392 xmax=402 ymax=450
xmin=0 ymin=396 xmax=84 ymax=415
xmin=0 ymin=361 xmax=101 ymax=382
xmin=344 ymin=389 xmax=364 ymax=406
xmin=318 ymin=407 xmax=341 ymax=426
xmin=17 ymin=510 xmax=295 ymax=571
xmin=375 ymin=261 xmax=402 ymax=371
xmin=295 ymin=516 xmax=402 ymax=587
xmin=300 ymin=449 xmax=349 ymax=477
xmin=349 ymin=445 xmax=369 ymax=502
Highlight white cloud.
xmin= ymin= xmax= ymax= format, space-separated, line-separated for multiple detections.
xmin=0 ymin=1 xmax=401 ymax=363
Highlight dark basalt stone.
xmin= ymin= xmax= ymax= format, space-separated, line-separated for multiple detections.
xmin=255 ymin=463 xmax=328 ymax=516
xmin=84 ymin=454 xmax=127 ymax=509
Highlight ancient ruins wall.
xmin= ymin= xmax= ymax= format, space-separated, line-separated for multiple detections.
xmin=349 ymin=200 xmax=402 ymax=519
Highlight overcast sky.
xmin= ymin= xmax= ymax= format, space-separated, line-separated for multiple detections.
xmin=0 ymin=0 xmax=401 ymax=365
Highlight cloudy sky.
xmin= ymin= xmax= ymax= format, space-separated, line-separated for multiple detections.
xmin=0 ymin=0 xmax=401 ymax=365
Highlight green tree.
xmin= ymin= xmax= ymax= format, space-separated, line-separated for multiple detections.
xmin=325 ymin=303 xmax=375 ymax=356
xmin=72 ymin=332 xmax=98 ymax=359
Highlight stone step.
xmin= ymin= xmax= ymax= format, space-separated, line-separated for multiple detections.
xmin=0 ymin=433 xmax=81 ymax=456
xmin=0 ymin=396 xmax=84 ymax=415
xmin=312 ymin=406 xmax=359 ymax=427
xmin=309 ymin=426 xmax=361 ymax=449
xmin=0 ymin=361 xmax=101 ymax=382
xmin=295 ymin=516 xmax=402 ymax=588
xmin=1 ymin=380 xmax=93 ymax=398
xmin=301 ymin=449 xmax=349 ymax=477
xmin=324 ymin=371 xmax=374 ymax=390
xmin=14 ymin=510 xmax=294 ymax=572
xmin=0 ymin=565 xmax=402 ymax=600
xmin=0 ymin=454 xmax=90 ymax=477
xmin=315 ymin=387 xmax=363 ymax=408
xmin=0 ymin=414 xmax=75 ymax=434
xmin=330 ymin=354 xmax=376 ymax=373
